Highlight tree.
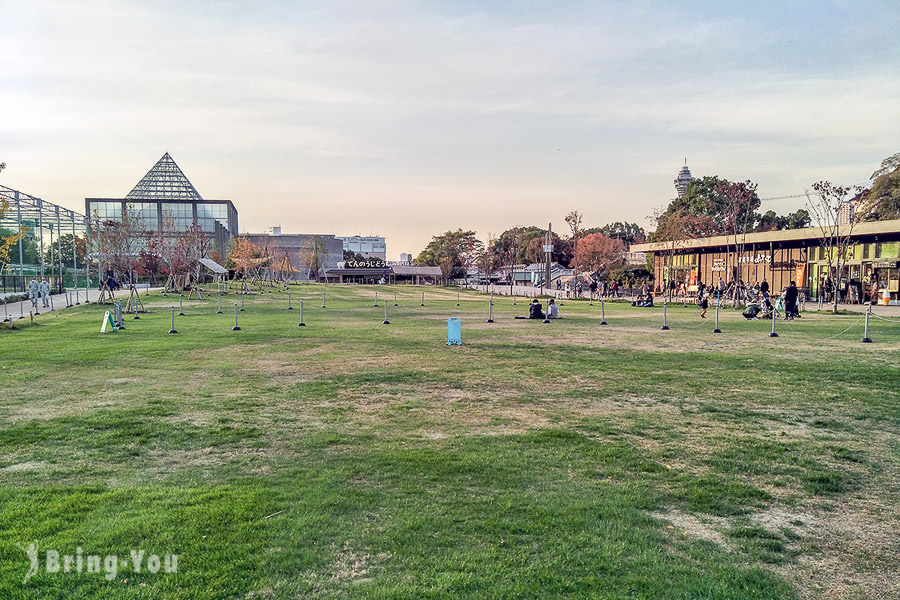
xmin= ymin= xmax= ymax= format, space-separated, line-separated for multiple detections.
xmin=173 ymin=223 xmax=211 ymax=289
xmin=416 ymin=229 xmax=481 ymax=282
xmin=476 ymin=234 xmax=499 ymax=280
xmin=864 ymin=152 xmax=900 ymax=220
xmin=565 ymin=210 xmax=583 ymax=277
xmin=585 ymin=222 xmax=647 ymax=246
xmin=0 ymin=201 xmax=26 ymax=275
xmin=229 ymin=236 xmax=266 ymax=290
xmin=806 ymin=181 xmax=869 ymax=313
xmin=716 ymin=180 xmax=760 ymax=304
xmin=299 ymin=235 xmax=328 ymax=281
xmin=574 ymin=233 xmax=625 ymax=276
xmin=755 ymin=209 xmax=811 ymax=231
xmin=650 ymin=207 xmax=717 ymax=297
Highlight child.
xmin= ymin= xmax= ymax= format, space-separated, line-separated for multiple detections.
xmin=699 ymin=294 xmax=709 ymax=318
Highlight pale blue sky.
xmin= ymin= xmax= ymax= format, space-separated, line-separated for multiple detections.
xmin=2 ymin=0 xmax=898 ymax=258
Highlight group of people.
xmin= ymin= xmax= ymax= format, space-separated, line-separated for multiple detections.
xmin=27 ymin=277 xmax=52 ymax=309
xmin=515 ymin=298 xmax=560 ymax=320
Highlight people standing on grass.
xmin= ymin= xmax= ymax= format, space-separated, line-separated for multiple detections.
xmin=40 ymin=278 xmax=50 ymax=307
xmin=28 ymin=278 xmax=39 ymax=309
xmin=783 ymin=281 xmax=799 ymax=320
xmin=699 ymin=293 xmax=709 ymax=318
xmin=589 ymin=279 xmax=598 ymax=300
xmin=611 ymin=280 xmax=619 ymax=297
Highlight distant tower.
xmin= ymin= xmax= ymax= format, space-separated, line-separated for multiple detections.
xmin=674 ymin=159 xmax=693 ymax=198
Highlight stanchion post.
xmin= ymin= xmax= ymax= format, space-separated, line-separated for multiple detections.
xmin=456 ymin=291 xmax=460 ymax=307
xmin=486 ymin=291 xmax=494 ymax=323
xmin=240 ymin=294 xmax=245 ymax=311
xmin=322 ymin=292 xmax=326 ymax=309
xmin=178 ymin=294 xmax=184 ymax=316
xmin=298 ymin=300 xmax=306 ymax=326
xmin=232 ymin=303 xmax=242 ymax=331
xmin=383 ymin=299 xmax=390 ymax=324
xmin=420 ymin=291 xmax=425 ymax=307
xmin=768 ymin=308 xmax=779 ymax=337
xmin=288 ymin=292 xmax=293 ymax=310
xmin=860 ymin=304 xmax=872 ymax=343
xmin=374 ymin=291 xmax=378 ymax=307
xmin=394 ymin=292 xmax=398 ymax=307
xmin=217 ymin=293 xmax=223 ymax=314
xmin=600 ymin=299 xmax=607 ymax=325
xmin=713 ymin=304 xmax=721 ymax=333
xmin=168 ymin=306 xmax=177 ymax=334
xmin=661 ymin=297 xmax=669 ymax=330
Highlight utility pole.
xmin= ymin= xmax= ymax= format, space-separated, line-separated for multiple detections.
xmin=544 ymin=223 xmax=553 ymax=292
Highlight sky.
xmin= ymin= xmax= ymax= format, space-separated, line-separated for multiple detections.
xmin=2 ymin=0 xmax=899 ymax=259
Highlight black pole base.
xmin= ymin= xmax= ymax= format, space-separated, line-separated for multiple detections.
xmin=382 ymin=320 xmax=390 ymax=325
xmin=860 ymin=337 xmax=872 ymax=343
xmin=600 ymin=321 xmax=607 ymax=325
xmin=168 ymin=329 xmax=177 ymax=334
xmin=713 ymin=328 xmax=721 ymax=333
xmin=394 ymin=303 xmax=399 ymax=307
xmin=543 ymin=318 xmax=550 ymax=324
xmin=420 ymin=303 xmax=425 ymax=307
xmin=288 ymin=307 xmax=293 ymax=310
xmin=486 ymin=319 xmax=494 ymax=323
xmin=660 ymin=325 xmax=670 ymax=330
xmin=768 ymin=332 xmax=779 ymax=337
xmin=178 ymin=311 xmax=185 ymax=316
xmin=298 ymin=322 xmax=306 ymax=327
xmin=239 ymin=308 xmax=244 ymax=312
xmin=216 ymin=310 xmax=223 ymax=314
xmin=232 ymin=326 xmax=242 ymax=331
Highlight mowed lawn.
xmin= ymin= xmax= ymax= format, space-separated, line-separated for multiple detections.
xmin=0 ymin=284 xmax=898 ymax=599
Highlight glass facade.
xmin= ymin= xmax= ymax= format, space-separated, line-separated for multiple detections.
xmin=161 ymin=202 xmax=194 ymax=231
xmin=126 ymin=202 xmax=159 ymax=231
xmin=196 ymin=202 xmax=229 ymax=234
xmin=90 ymin=201 xmax=121 ymax=221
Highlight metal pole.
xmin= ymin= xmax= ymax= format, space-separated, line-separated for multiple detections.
xmin=298 ymin=300 xmax=305 ymax=326
xmin=288 ymin=292 xmax=293 ymax=310
xmin=456 ymin=291 xmax=460 ymax=307
xmin=240 ymin=293 xmax=245 ymax=311
xmin=600 ymin=299 xmax=607 ymax=325
xmin=232 ymin=303 xmax=241 ymax=330
xmin=394 ymin=291 xmax=398 ymax=307
xmin=420 ymin=291 xmax=425 ymax=307
xmin=322 ymin=292 xmax=326 ymax=308
xmin=76 ymin=288 xmax=80 ymax=305
xmin=217 ymin=293 xmax=222 ymax=314
xmin=178 ymin=294 xmax=184 ymax=316
xmin=768 ymin=307 xmax=779 ymax=337
xmin=168 ymin=306 xmax=177 ymax=334
xmin=2 ymin=301 xmax=8 ymax=322
xmin=38 ymin=198 xmax=44 ymax=278
xmin=861 ymin=304 xmax=872 ymax=343
xmin=383 ymin=299 xmax=390 ymax=324
xmin=374 ymin=291 xmax=378 ymax=307
xmin=72 ymin=217 xmax=78 ymax=291
xmin=661 ymin=298 xmax=669 ymax=330
xmin=713 ymin=304 xmax=721 ymax=333
xmin=19 ymin=298 xmax=24 ymax=319
xmin=486 ymin=290 xmax=494 ymax=323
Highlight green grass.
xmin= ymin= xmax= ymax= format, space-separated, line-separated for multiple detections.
xmin=1 ymin=284 xmax=898 ymax=598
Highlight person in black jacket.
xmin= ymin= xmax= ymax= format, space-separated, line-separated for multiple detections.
xmin=783 ymin=281 xmax=799 ymax=319
xmin=528 ymin=299 xmax=545 ymax=320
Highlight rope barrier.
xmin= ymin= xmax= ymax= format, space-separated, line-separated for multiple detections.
xmin=869 ymin=313 xmax=900 ymax=323
xmin=778 ymin=314 xmax=865 ymax=341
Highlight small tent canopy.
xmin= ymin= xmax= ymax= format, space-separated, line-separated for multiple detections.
xmin=199 ymin=258 xmax=228 ymax=274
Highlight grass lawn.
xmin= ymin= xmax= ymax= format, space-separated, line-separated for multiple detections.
xmin=1 ymin=284 xmax=898 ymax=599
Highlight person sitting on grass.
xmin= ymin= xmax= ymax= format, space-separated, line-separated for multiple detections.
xmin=528 ymin=298 xmax=545 ymax=320
xmin=547 ymin=298 xmax=560 ymax=319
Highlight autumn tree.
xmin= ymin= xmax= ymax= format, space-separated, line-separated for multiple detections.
xmin=173 ymin=223 xmax=211 ymax=289
xmin=650 ymin=207 xmax=717 ymax=297
xmin=0 ymin=199 xmax=25 ymax=276
xmin=229 ymin=236 xmax=266 ymax=290
xmin=574 ymin=233 xmax=625 ymax=276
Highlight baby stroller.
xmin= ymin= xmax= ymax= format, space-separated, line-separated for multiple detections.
xmin=742 ymin=302 xmax=762 ymax=320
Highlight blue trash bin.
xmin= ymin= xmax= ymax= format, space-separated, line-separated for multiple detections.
xmin=447 ymin=317 xmax=462 ymax=346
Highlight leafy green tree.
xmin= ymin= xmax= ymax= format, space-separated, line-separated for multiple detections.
xmin=755 ymin=209 xmax=811 ymax=231
xmin=865 ymin=152 xmax=900 ymax=220
xmin=584 ymin=222 xmax=647 ymax=246
xmin=416 ymin=229 xmax=482 ymax=281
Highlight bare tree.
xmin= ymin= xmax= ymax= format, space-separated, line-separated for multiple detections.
xmin=565 ymin=210 xmax=583 ymax=285
xmin=806 ymin=181 xmax=869 ymax=313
